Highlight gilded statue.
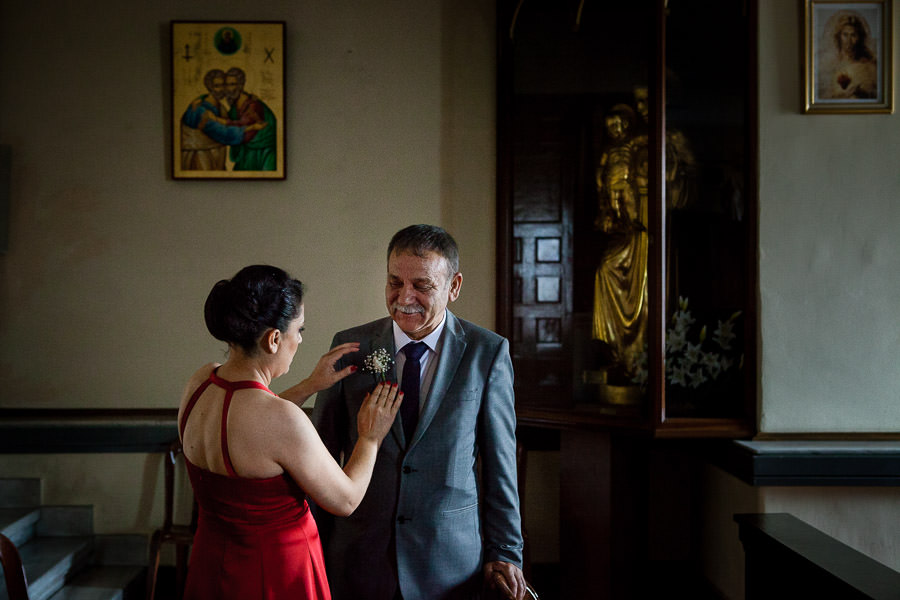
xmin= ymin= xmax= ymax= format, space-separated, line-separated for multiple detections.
xmin=592 ymin=103 xmax=648 ymax=377
xmin=591 ymin=88 xmax=697 ymax=381
xmin=632 ymin=85 xmax=697 ymax=211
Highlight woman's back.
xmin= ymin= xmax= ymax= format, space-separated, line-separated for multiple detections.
xmin=179 ymin=364 xmax=299 ymax=478
xmin=179 ymin=367 xmax=331 ymax=600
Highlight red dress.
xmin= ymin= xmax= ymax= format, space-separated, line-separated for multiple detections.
xmin=180 ymin=370 xmax=331 ymax=600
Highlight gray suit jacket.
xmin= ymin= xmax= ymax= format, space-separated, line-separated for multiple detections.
xmin=312 ymin=311 xmax=523 ymax=600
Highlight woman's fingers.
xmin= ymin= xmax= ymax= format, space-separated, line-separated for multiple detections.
xmin=322 ymin=343 xmax=360 ymax=368
xmin=390 ymin=388 xmax=403 ymax=412
xmin=329 ymin=342 xmax=361 ymax=355
xmin=372 ymin=384 xmax=402 ymax=414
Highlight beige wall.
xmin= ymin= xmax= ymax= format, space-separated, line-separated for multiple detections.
xmin=0 ymin=0 xmax=495 ymax=534
xmin=703 ymin=2 xmax=900 ymax=597
xmin=757 ymin=0 xmax=900 ymax=433
xmin=3 ymin=1 xmax=900 ymax=596
xmin=0 ymin=0 xmax=494 ymax=410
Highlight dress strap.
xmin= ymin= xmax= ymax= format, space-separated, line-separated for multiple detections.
xmin=208 ymin=370 xmax=274 ymax=477
xmin=180 ymin=378 xmax=213 ymax=439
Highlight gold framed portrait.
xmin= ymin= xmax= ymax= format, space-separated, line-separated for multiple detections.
xmin=803 ymin=0 xmax=893 ymax=114
xmin=171 ymin=21 xmax=285 ymax=179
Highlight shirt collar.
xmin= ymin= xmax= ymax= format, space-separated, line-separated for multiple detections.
xmin=392 ymin=310 xmax=446 ymax=355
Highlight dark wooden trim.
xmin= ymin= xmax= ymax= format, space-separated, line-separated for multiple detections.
xmin=713 ymin=440 xmax=900 ymax=486
xmin=0 ymin=408 xmax=178 ymax=420
xmin=649 ymin=0 xmax=667 ymax=427
xmin=0 ymin=409 xmax=179 ymax=453
xmin=754 ymin=432 xmax=900 ymax=441
xmin=515 ymin=405 xmax=755 ymax=439
xmin=0 ymin=408 xmax=311 ymax=453
xmin=744 ymin=0 xmax=761 ymax=432
xmin=494 ymin=0 xmax=514 ymax=342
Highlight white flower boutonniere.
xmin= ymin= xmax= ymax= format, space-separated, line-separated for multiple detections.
xmin=363 ymin=348 xmax=394 ymax=382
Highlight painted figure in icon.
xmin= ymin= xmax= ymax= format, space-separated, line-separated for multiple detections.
xmin=222 ymin=67 xmax=278 ymax=171
xmin=180 ymin=68 xmax=275 ymax=172
xmin=817 ymin=10 xmax=878 ymax=100
xmin=216 ymin=28 xmax=241 ymax=55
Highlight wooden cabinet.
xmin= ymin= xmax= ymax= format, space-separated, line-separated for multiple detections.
xmin=497 ymin=0 xmax=758 ymax=437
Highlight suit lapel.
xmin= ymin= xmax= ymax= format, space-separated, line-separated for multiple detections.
xmin=365 ymin=319 xmax=406 ymax=449
xmin=410 ymin=311 xmax=466 ymax=448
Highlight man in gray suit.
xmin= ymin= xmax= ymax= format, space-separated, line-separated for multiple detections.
xmin=312 ymin=224 xmax=525 ymax=600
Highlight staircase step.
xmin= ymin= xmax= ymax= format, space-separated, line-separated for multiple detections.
xmin=0 ymin=506 xmax=40 ymax=547
xmin=6 ymin=536 xmax=93 ymax=600
xmin=47 ymin=565 xmax=145 ymax=600
xmin=0 ymin=479 xmax=147 ymax=600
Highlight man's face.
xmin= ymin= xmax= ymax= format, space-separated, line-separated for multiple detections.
xmin=606 ymin=114 xmax=627 ymax=141
xmin=209 ymin=76 xmax=225 ymax=100
xmin=634 ymin=87 xmax=649 ymax=122
xmin=224 ymin=76 xmax=242 ymax=102
xmin=840 ymin=25 xmax=859 ymax=53
xmin=385 ymin=250 xmax=462 ymax=340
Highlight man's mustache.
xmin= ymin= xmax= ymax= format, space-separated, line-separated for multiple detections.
xmin=391 ymin=304 xmax=424 ymax=315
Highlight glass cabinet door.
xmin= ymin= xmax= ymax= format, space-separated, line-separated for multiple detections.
xmin=497 ymin=0 xmax=757 ymax=436
xmin=662 ymin=1 xmax=756 ymax=426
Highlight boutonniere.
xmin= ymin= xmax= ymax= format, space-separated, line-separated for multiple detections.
xmin=363 ymin=348 xmax=394 ymax=382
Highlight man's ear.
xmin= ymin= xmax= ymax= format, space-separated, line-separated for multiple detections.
xmin=262 ymin=328 xmax=280 ymax=354
xmin=448 ymin=272 xmax=463 ymax=303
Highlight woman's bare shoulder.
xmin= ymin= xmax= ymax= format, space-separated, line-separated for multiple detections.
xmin=179 ymin=363 xmax=220 ymax=403
xmin=248 ymin=393 xmax=311 ymax=430
xmin=191 ymin=362 xmax=220 ymax=384
xmin=229 ymin=394 xmax=314 ymax=455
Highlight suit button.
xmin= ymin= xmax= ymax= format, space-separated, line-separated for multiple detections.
xmin=403 ymin=466 xmax=415 ymax=474
xmin=397 ymin=516 xmax=410 ymax=524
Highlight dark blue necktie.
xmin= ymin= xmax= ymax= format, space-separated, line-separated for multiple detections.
xmin=400 ymin=342 xmax=427 ymax=445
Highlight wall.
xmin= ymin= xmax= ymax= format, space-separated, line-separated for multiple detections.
xmin=703 ymin=1 xmax=900 ymax=597
xmin=0 ymin=0 xmax=496 ymax=410
xmin=758 ymin=0 xmax=900 ymax=433
xmin=0 ymin=0 xmax=496 ymax=534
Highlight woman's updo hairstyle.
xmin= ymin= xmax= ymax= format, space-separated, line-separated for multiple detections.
xmin=204 ymin=265 xmax=304 ymax=354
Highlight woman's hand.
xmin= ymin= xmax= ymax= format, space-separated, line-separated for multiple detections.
xmin=305 ymin=342 xmax=360 ymax=392
xmin=301 ymin=381 xmax=403 ymax=517
xmin=280 ymin=342 xmax=360 ymax=405
xmin=357 ymin=382 xmax=403 ymax=445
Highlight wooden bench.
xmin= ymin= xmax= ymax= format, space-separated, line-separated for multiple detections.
xmin=735 ymin=513 xmax=900 ymax=600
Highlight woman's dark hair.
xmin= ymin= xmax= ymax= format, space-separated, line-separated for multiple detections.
xmin=204 ymin=265 xmax=304 ymax=354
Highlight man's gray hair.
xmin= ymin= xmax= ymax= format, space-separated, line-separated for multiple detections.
xmin=388 ymin=224 xmax=459 ymax=276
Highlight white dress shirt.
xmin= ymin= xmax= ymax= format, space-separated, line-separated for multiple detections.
xmin=392 ymin=311 xmax=447 ymax=415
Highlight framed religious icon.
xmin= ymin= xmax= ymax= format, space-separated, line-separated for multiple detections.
xmin=171 ymin=21 xmax=286 ymax=179
xmin=803 ymin=0 xmax=893 ymax=114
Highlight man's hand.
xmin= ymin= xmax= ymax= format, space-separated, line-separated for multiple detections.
xmin=483 ymin=561 xmax=526 ymax=600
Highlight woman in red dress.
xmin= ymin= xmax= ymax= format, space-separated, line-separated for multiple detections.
xmin=178 ymin=265 xmax=402 ymax=600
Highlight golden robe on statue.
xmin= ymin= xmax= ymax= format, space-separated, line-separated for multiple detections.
xmin=592 ymin=104 xmax=648 ymax=376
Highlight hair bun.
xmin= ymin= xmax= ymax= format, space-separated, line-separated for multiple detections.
xmin=203 ymin=265 xmax=305 ymax=354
